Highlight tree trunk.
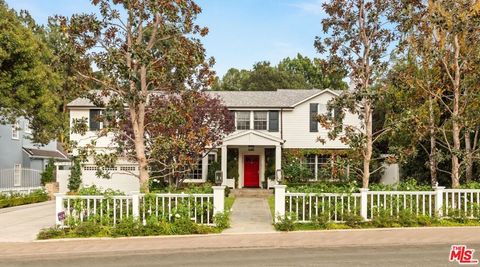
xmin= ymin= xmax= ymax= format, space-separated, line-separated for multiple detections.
xmin=130 ymin=106 xmax=149 ymax=193
xmin=428 ymin=95 xmax=438 ymax=187
xmin=465 ymin=129 xmax=473 ymax=183
xmin=451 ymin=34 xmax=461 ymax=188
xmin=363 ymin=103 xmax=372 ymax=189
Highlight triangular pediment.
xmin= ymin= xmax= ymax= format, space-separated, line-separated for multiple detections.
xmin=223 ymin=130 xmax=283 ymax=146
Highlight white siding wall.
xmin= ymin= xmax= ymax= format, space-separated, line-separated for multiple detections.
xmin=69 ymin=108 xmax=116 ymax=150
xmin=282 ymin=92 xmax=362 ymax=149
xmin=57 ymin=168 xmax=140 ymax=193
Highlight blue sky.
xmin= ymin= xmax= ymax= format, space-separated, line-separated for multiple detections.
xmin=5 ymin=0 xmax=326 ymax=77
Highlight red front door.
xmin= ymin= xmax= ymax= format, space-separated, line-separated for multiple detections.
xmin=244 ymin=155 xmax=260 ymax=187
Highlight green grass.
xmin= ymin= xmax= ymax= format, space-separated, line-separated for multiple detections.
xmin=267 ymin=196 xmax=275 ymax=221
xmin=225 ymin=196 xmax=235 ymax=211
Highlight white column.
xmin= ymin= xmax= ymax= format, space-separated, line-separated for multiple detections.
xmin=275 ymin=145 xmax=282 ymax=172
xmin=434 ymin=186 xmax=445 ymax=217
xmin=55 ymin=193 xmax=65 ymax=226
xmin=274 ymin=184 xmax=286 ymax=223
xmin=131 ymin=191 xmax=140 ymax=220
xmin=359 ymin=188 xmax=369 ymax=221
xmin=201 ymin=153 xmax=209 ymax=181
xmin=212 ymin=185 xmax=226 ymax=215
xmin=221 ymin=145 xmax=227 ymax=185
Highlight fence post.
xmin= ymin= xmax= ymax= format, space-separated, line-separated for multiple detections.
xmin=212 ymin=186 xmax=226 ymax=215
xmin=360 ymin=188 xmax=369 ymax=221
xmin=55 ymin=193 xmax=65 ymax=226
xmin=274 ymin=185 xmax=286 ymax=223
xmin=131 ymin=191 xmax=140 ymax=220
xmin=434 ymin=186 xmax=445 ymax=217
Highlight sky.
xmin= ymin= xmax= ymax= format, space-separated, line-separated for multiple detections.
xmin=5 ymin=0 xmax=327 ymax=77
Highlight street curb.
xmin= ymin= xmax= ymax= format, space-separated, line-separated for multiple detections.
xmin=32 ymin=225 xmax=480 ymax=243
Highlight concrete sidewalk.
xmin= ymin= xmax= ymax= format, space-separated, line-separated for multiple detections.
xmin=223 ymin=197 xmax=275 ymax=233
xmin=0 ymin=201 xmax=55 ymax=242
xmin=1 ymin=227 xmax=480 ymax=259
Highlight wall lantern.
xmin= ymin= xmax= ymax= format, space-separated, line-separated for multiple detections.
xmin=275 ymin=169 xmax=284 ymax=183
xmin=215 ymin=170 xmax=223 ymax=185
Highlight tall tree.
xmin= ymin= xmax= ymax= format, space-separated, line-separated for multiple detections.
xmin=394 ymin=0 xmax=480 ymax=187
xmin=213 ymin=54 xmax=347 ymax=91
xmin=117 ymin=91 xmax=234 ymax=188
xmin=0 ymin=1 xmax=61 ymax=144
xmin=315 ymin=0 xmax=396 ymax=188
xmin=63 ymin=0 xmax=214 ymax=192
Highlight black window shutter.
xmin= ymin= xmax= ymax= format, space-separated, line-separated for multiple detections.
xmin=269 ymin=111 xmax=279 ymax=132
xmin=310 ymin=103 xmax=318 ymax=132
xmin=89 ymin=109 xmax=101 ymax=131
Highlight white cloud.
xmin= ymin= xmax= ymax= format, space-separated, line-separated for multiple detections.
xmin=290 ymin=0 xmax=326 ymax=15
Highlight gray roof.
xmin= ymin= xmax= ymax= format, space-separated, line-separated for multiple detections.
xmin=23 ymin=147 xmax=69 ymax=160
xmin=206 ymin=89 xmax=341 ymax=108
xmin=67 ymin=89 xmax=341 ymax=108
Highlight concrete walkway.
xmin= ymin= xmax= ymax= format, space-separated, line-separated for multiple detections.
xmin=0 ymin=201 xmax=55 ymax=242
xmin=223 ymin=197 xmax=275 ymax=233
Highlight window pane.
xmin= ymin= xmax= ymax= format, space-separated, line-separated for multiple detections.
xmin=254 ymin=111 xmax=267 ymax=130
xmin=304 ymin=154 xmax=316 ymax=179
xmin=236 ymin=111 xmax=250 ymax=130
xmin=189 ymin=160 xmax=203 ymax=179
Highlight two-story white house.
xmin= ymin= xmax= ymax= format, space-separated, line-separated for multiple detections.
xmin=59 ymin=89 xmax=362 ymax=193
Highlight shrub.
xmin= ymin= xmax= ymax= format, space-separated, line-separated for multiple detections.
xmin=371 ymin=208 xmax=397 ymax=228
xmin=283 ymin=159 xmax=312 ymax=184
xmin=313 ymin=212 xmax=331 ymax=229
xmin=343 ymin=213 xmax=363 ymax=228
xmin=37 ymin=227 xmax=66 ymax=240
xmin=447 ymin=208 xmax=469 ymax=223
xmin=41 ymin=158 xmax=56 ymax=185
xmin=416 ymin=215 xmax=434 ymax=226
xmin=274 ymin=213 xmax=296 ymax=231
xmin=73 ymin=221 xmax=104 ymax=237
xmin=398 ymin=210 xmax=417 ymax=227
xmin=0 ymin=189 xmax=49 ymax=209
xmin=111 ymin=218 xmax=143 ymax=237
xmin=214 ymin=212 xmax=230 ymax=229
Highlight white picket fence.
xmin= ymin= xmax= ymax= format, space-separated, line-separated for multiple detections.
xmin=54 ymin=186 xmax=225 ymax=226
xmin=274 ymin=185 xmax=480 ymax=223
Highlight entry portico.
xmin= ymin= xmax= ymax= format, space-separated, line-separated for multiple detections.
xmin=221 ymin=130 xmax=282 ymax=188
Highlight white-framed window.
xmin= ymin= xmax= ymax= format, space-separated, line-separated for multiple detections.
xmin=304 ymin=154 xmax=332 ymax=180
xmin=11 ymin=121 xmax=20 ymax=140
xmin=189 ymin=160 xmax=203 ymax=180
xmin=120 ymin=166 xmax=137 ymax=172
xmin=254 ymin=111 xmax=268 ymax=130
xmin=14 ymin=164 xmax=22 ymax=186
xmin=236 ymin=111 xmax=250 ymax=130
xmin=305 ymin=154 xmax=316 ymax=179
xmin=24 ymin=120 xmax=32 ymax=134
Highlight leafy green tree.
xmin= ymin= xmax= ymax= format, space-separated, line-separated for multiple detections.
xmin=213 ymin=54 xmax=347 ymax=91
xmin=0 ymin=1 xmax=61 ymax=144
xmin=68 ymin=158 xmax=82 ymax=192
xmin=41 ymin=158 xmax=56 ymax=185
xmin=63 ymin=0 xmax=216 ymax=192
xmin=315 ymin=0 xmax=396 ymax=188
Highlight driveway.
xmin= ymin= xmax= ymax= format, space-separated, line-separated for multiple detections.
xmin=0 ymin=201 xmax=55 ymax=242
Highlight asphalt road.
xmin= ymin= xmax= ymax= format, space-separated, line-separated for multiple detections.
xmin=0 ymin=243 xmax=469 ymax=267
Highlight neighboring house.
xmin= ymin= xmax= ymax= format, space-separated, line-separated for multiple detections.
xmin=61 ymin=89 xmax=362 ymax=193
xmin=0 ymin=117 xmax=69 ymax=188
